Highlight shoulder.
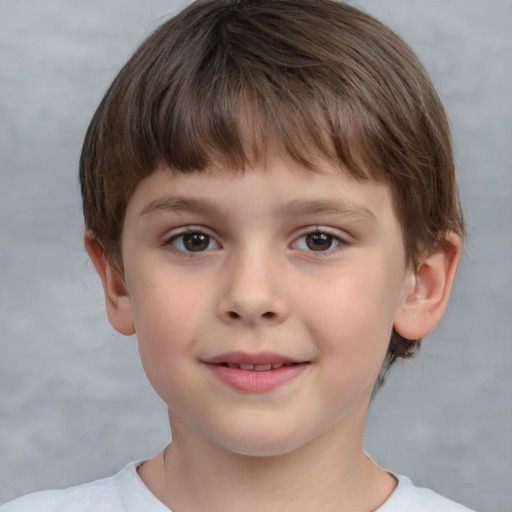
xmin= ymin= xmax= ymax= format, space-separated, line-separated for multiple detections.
xmin=0 ymin=473 xmax=122 ymax=512
xmin=0 ymin=462 xmax=152 ymax=512
xmin=378 ymin=474 xmax=476 ymax=512
xmin=1 ymin=479 xmax=116 ymax=512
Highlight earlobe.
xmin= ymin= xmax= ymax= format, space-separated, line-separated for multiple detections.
xmin=394 ymin=232 xmax=462 ymax=341
xmin=84 ymin=231 xmax=135 ymax=336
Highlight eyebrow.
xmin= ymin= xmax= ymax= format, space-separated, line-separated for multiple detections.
xmin=139 ymin=195 xmax=377 ymax=222
xmin=279 ymin=199 xmax=377 ymax=221
xmin=139 ymin=196 xmax=217 ymax=217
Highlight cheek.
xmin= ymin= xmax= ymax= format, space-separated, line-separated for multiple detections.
xmin=126 ymin=270 xmax=206 ymax=388
xmin=129 ymin=262 xmax=204 ymax=336
xmin=302 ymin=266 xmax=400 ymax=373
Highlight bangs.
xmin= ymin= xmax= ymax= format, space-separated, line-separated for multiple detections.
xmin=98 ymin=1 xmax=375 ymax=181
xmin=146 ymin=72 xmax=369 ymax=178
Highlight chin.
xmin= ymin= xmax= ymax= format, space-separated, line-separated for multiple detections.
xmin=213 ymin=428 xmax=310 ymax=458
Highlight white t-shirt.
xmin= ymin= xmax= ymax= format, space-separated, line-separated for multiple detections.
xmin=0 ymin=461 xmax=475 ymax=512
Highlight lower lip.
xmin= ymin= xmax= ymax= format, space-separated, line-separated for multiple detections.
xmin=205 ymin=363 xmax=308 ymax=393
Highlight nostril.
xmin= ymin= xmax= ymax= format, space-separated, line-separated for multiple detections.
xmin=227 ymin=311 xmax=276 ymax=320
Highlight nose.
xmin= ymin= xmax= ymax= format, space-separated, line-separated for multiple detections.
xmin=217 ymin=249 xmax=290 ymax=326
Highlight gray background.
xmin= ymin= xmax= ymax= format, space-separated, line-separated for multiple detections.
xmin=1 ymin=1 xmax=511 ymax=510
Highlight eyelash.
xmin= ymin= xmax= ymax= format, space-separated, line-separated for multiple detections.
xmin=164 ymin=227 xmax=347 ymax=256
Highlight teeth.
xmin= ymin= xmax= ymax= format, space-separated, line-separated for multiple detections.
xmin=224 ymin=363 xmax=288 ymax=371
xmin=254 ymin=364 xmax=272 ymax=371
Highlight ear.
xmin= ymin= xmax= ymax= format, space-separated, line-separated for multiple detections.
xmin=394 ymin=232 xmax=462 ymax=340
xmin=84 ymin=231 xmax=135 ymax=336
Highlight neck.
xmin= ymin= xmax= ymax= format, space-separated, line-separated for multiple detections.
xmin=138 ymin=414 xmax=396 ymax=512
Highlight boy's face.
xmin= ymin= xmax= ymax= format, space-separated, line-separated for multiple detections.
xmin=114 ymin=155 xmax=415 ymax=456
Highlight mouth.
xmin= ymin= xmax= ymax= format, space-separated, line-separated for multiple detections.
xmin=202 ymin=352 xmax=309 ymax=392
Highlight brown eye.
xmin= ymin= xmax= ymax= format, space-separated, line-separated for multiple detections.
xmin=182 ymin=233 xmax=210 ymax=251
xmin=171 ymin=232 xmax=219 ymax=253
xmin=305 ymin=232 xmax=334 ymax=251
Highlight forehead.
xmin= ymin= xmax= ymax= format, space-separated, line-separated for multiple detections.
xmin=125 ymin=156 xmax=396 ymax=228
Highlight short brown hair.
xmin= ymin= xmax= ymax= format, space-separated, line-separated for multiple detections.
xmin=79 ymin=0 xmax=464 ymax=370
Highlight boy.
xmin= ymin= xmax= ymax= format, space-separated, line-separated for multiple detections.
xmin=2 ymin=0 xmax=473 ymax=510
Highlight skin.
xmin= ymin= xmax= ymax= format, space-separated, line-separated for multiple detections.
xmin=86 ymin=154 xmax=461 ymax=512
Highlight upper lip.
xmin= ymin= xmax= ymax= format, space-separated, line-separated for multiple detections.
xmin=202 ymin=351 xmax=304 ymax=366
